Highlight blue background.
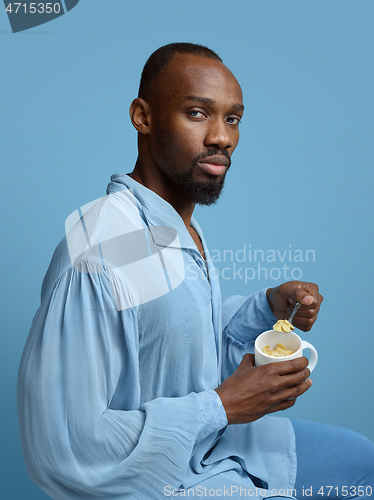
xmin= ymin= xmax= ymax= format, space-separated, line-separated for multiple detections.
xmin=1 ymin=1 xmax=373 ymax=497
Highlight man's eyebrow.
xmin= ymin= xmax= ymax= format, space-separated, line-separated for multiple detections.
xmin=233 ymin=103 xmax=245 ymax=112
xmin=186 ymin=96 xmax=214 ymax=105
xmin=185 ymin=95 xmax=245 ymax=111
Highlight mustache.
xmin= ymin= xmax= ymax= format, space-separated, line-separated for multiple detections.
xmin=193 ymin=149 xmax=231 ymax=168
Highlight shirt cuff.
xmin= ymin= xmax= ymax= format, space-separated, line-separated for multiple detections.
xmin=195 ymin=390 xmax=228 ymax=443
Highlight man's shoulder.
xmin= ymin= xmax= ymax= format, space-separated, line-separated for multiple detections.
xmin=41 ymin=189 xmax=143 ymax=291
xmin=65 ymin=189 xmax=146 ymax=271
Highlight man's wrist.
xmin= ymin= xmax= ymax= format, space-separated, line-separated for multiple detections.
xmin=266 ymin=287 xmax=275 ymax=313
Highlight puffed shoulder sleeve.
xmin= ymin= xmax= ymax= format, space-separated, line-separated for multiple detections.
xmin=17 ymin=267 xmax=200 ymax=500
xmin=221 ymin=289 xmax=277 ymax=378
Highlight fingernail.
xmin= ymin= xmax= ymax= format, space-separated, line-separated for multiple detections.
xmin=309 ymin=379 xmax=313 ymax=387
xmin=302 ymin=295 xmax=313 ymax=305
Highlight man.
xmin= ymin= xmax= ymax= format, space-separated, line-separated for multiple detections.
xmin=18 ymin=43 xmax=374 ymax=500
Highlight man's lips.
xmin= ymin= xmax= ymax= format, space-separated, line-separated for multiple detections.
xmin=197 ymin=155 xmax=230 ymax=176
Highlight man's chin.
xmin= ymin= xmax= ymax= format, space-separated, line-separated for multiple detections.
xmin=182 ymin=177 xmax=226 ymax=206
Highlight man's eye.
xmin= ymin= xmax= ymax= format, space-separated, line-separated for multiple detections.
xmin=189 ymin=110 xmax=204 ymax=118
xmin=227 ymin=117 xmax=241 ymax=124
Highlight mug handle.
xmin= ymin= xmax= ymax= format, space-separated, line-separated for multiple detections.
xmin=300 ymin=340 xmax=318 ymax=373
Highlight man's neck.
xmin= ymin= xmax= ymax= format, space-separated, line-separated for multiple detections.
xmin=128 ymin=161 xmax=195 ymax=229
xmin=128 ymin=162 xmax=205 ymax=260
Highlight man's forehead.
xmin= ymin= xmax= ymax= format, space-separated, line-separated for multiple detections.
xmin=157 ymin=53 xmax=243 ymax=105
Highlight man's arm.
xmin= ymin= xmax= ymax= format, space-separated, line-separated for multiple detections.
xmin=18 ymin=267 xmax=200 ymax=499
xmin=218 ymin=281 xmax=323 ymax=425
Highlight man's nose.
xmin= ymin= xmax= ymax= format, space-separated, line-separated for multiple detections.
xmin=204 ymin=118 xmax=232 ymax=150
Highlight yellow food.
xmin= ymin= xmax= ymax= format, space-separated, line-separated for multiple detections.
xmin=273 ymin=319 xmax=294 ymax=333
xmin=263 ymin=343 xmax=295 ymax=357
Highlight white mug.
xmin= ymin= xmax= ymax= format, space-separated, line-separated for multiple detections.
xmin=255 ymin=329 xmax=318 ymax=373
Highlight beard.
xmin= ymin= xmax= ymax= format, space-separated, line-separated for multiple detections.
xmin=170 ymin=151 xmax=229 ymax=206
xmin=156 ymin=128 xmax=231 ymax=206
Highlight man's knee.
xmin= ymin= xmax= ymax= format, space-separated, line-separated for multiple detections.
xmin=322 ymin=425 xmax=374 ymax=485
xmin=346 ymin=429 xmax=374 ymax=480
xmin=292 ymin=419 xmax=374 ymax=487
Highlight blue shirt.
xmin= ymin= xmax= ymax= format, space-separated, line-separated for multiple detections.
xmin=17 ymin=174 xmax=297 ymax=499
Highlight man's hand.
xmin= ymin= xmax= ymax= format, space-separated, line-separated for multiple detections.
xmin=266 ymin=281 xmax=323 ymax=331
xmin=215 ymin=354 xmax=311 ymax=425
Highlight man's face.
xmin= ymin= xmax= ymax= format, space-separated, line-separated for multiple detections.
xmin=147 ymin=53 xmax=244 ymax=205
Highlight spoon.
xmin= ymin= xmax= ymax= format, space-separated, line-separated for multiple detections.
xmin=288 ymin=302 xmax=301 ymax=324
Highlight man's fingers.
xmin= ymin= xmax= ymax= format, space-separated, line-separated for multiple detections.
xmin=267 ymin=356 xmax=309 ymax=376
xmin=267 ymin=379 xmax=312 ymax=414
xmin=237 ymin=352 xmax=255 ymax=369
xmin=291 ymin=315 xmax=317 ymax=331
xmin=285 ymin=282 xmax=322 ymax=308
xmin=283 ymin=378 xmax=312 ymax=399
xmin=287 ymin=307 xmax=319 ymax=327
xmin=287 ymin=305 xmax=320 ymax=319
xmin=266 ymin=398 xmax=297 ymax=414
xmin=286 ymin=285 xmax=323 ymax=330
xmin=291 ymin=285 xmax=319 ymax=307
xmin=274 ymin=366 xmax=311 ymax=392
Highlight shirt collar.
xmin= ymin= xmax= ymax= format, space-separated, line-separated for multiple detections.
xmin=106 ymin=173 xmax=206 ymax=256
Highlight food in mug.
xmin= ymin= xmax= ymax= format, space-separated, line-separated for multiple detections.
xmin=273 ymin=319 xmax=294 ymax=333
xmin=263 ymin=343 xmax=295 ymax=357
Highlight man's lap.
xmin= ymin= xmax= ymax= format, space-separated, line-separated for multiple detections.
xmin=292 ymin=419 xmax=374 ymax=499
xmin=171 ymin=420 xmax=374 ymax=499
xmin=171 ymin=469 xmax=293 ymax=499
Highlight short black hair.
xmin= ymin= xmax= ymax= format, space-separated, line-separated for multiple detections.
xmin=138 ymin=42 xmax=222 ymax=102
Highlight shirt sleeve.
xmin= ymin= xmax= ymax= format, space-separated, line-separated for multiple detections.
xmin=221 ymin=289 xmax=277 ymax=378
xmin=195 ymin=291 xmax=274 ymax=442
xmin=195 ymin=390 xmax=228 ymax=443
xmin=17 ymin=266 xmax=201 ymax=500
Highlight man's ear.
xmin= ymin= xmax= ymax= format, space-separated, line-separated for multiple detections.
xmin=129 ymin=98 xmax=151 ymax=134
